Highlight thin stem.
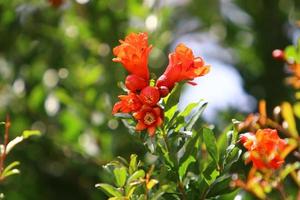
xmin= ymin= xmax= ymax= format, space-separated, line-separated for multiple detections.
xmin=177 ymin=181 xmax=187 ymax=200
xmin=0 ymin=115 xmax=10 ymax=179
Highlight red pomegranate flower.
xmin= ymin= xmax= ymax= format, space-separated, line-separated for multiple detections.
xmin=240 ymin=129 xmax=287 ymax=170
xmin=139 ymin=86 xmax=160 ymax=106
xmin=156 ymin=43 xmax=210 ymax=90
xmin=113 ymin=32 xmax=152 ymax=80
xmin=125 ymin=74 xmax=148 ymax=92
xmin=133 ymin=105 xmax=163 ymax=136
xmin=112 ymin=93 xmax=142 ymax=114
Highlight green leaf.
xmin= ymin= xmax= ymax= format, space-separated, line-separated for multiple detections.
xmin=285 ymin=45 xmax=300 ymax=63
xmin=293 ymin=102 xmax=300 ymax=119
xmin=185 ymin=103 xmax=207 ymax=131
xmin=223 ymin=147 xmax=242 ymax=172
xmin=1 ymin=161 xmax=20 ymax=179
xmin=202 ymin=128 xmax=219 ymax=168
xmin=174 ymin=101 xmax=202 ymax=131
xmin=206 ymin=175 xmax=236 ymax=197
xmin=108 ymin=197 xmax=128 ymax=200
xmin=5 ymin=130 xmax=40 ymax=154
xmin=129 ymin=154 xmax=138 ymax=175
xmin=127 ymin=170 xmax=145 ymax=183
xmin=22 ymin=130 xmax=41 ymax=139
xmin=163 ymin=83 xmax=183 ymax=113
xmin=95 ymin=183 xmax=123 ymax=197
xmin=281 ymin=102 xmax=298 ymax=138
xmin=146 ymin=179 xmax=158 ymax=190
xmin=114 ymin=167 xmax=127 ymax=187
xmin=178 ymin=155 xmax=196 ymax=181
xmin=279 ymin=162 xmax=300 ymax=180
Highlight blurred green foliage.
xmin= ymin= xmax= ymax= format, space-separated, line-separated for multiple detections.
xmin=0 ymin=0 xmax=299 ymax=199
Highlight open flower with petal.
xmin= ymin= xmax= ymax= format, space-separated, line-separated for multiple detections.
xmin=112 ymin=93 xmax=142 ymax=114
xmin=133 ymin=105 xmax=163 ymax=136
xmin=113 ymin=32 xmax=152 ymax=80
xmin=156 ymin=43 xmax=210 ymax=90
xmin=240 ymin=129 xmax=287 ymax=170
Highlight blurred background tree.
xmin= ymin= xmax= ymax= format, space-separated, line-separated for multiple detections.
xmin=0 ymin=0 xmax=299 ymax=199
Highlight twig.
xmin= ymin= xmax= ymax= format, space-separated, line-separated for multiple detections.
xmin=0 ymin=115 xmax=10 ymax=179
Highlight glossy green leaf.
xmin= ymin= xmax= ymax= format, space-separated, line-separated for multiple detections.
xmin=206 ymin=175 xmax=235 ymax=197
xmin=129 ymin=154 xmax=138 ymax=175
xmin=163 ymin=83 xmax=183 ymax=112
xmin=178 ymin=155 xmax=196 ymax=181
xmin=202 ymin=128 xmax=219 ymax=168
xmin=95 ymin=183 xmax=123 ymax=197
xmin=114 ymin=167 xmax=127 ymax=187
xmin=127 ymin=170 xmax=145 ymax=183
xmin=185 ymin=103 xmax=207 ymax=131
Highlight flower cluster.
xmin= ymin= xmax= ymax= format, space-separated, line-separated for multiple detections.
xmin=112 ymin=32 xmax=209 ymax=136
xmin=240 ymin=129 xmax=287 ymax=170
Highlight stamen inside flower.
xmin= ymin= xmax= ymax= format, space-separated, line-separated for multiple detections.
xmin=144 ymin=112 xmax=155 ymax=125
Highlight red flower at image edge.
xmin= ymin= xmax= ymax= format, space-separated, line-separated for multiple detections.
xmin=240 ymin=129 xmax=287 ymax=170
xmin=133 ymin=105 xmax=163 ymax=136
xmin=112 ymin=93 xmax=142 ymax=114
xmin=156 ymin=43 xmax=210 ymax=89
xmin=113 ymin=32 xmax=152 ymax=80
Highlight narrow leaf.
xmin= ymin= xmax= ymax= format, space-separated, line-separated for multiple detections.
xmin=281 ymin=102 xmax=298 ymax=138
xmin=178 ymin=155 xmax=196 ymax=181
xmin=185 ymin=103 xmax=207 ymax=131
xmin=202 ymin=128 xmax=219 ymax=168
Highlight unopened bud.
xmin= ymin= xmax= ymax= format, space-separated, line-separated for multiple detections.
xmin=125 ymin=74 xmax=148 ymax=92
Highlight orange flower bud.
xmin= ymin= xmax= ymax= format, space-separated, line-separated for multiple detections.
xmin=139 ymin=86 xmax=160 ymax=106
xmin=125 ymin=74 xmax=148 ymax=92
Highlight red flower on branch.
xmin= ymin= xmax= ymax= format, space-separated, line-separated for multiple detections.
xmin=133 ymin=105 xmax=163 ymax=136
xmin=139 ymin=86 xmax=160 ymax=106
xmin=156 ymin=43 xmax=210 ymax=90
xmin=112 ymin=93 xmax=142 ymax=114
xmin=240 ymin=129 xmax=287 ymax=170
xmin=113 ymin=32 xmax=152 ymax=80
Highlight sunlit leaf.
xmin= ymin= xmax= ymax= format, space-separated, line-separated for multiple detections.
xmin=114 ymin=167 xmax=127 ymax=187
xmin=129 ymin=154 xmax=138 ymax=175
xmin=185 ymin=102 xmax=207 ymax=131
xmin=22 ymin=130 xmax=41 ymax=139
xmin=1 ymin=161 xmax=20 ymax=179
xmin=95 ymin=183 xmax=123 ymax=197
xmin=127 ymin=170 xmax=145 ymax=183
xmin=146 ymin=179 xmax=158 ymax=190
xmin=281 ymin=102 xmax=298 ymax=138
xmin=178 ymin=155 xmax=196 ymax=181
